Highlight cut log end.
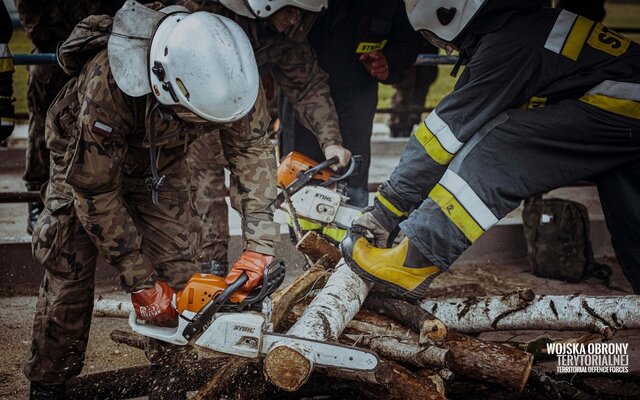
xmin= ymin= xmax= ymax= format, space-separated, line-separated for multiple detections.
xmin=420 ymin=319 xmax=448 ymax=343
xmin=264 ymin=345 xmax=314 ymax=392
xmin=296 ymin=231 xmax=342 ymax=265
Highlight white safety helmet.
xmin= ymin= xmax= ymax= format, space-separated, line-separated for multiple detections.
xmin=220 ymin=0 xmax=328 ymax=19
xmin=405 ymin=0 xmax=487 ymax=42
xmin=109 ymin=1 xmax=259 ymax=123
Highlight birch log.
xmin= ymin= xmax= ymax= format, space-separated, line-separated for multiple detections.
xmin=446 ymin=332 xmax=534 ymax=392
xmin=347 ymin=334 xmax=453 ymax=369
xmin=364 ymin=294 xmax=448 ymax=343
xmin=355 ymin=361 xmax=446 ymax=400
xmin=296 ymin=231 xmax=342 ymax=265
xmin=263 ymin=261 xmax=372 ymax=391
xmin=93 ymin=298 xmax=133 ymax=318
xmin=335 ymin=308 xmax=532 ymax=390
xmin=281 ymin=304 xmax=452 ymax=370
xmin=421 ymin=294 xmax=640 ymax=339
xmin=269 ymin=260 xmax=331 ymax=331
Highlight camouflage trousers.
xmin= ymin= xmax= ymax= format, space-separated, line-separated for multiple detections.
xmin=187 ymin=134 xmax=229 ymax=263
xmin=23 ymin=64 xmax=70 ymax=190
xmin=24 ymin=147 xmax=198 ymax=384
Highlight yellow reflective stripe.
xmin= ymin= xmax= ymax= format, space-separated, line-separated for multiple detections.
xmin=580 ymin=94 xmax=640 ymax=120
xmin=376 ymin=192 xmax=407 ymax=217
xmin=286 ymin=215 xmax=322 ymax=231
xmin=1 ymin=117 xmax=15 ymax=126
xmin=286 ymin=215 xmax=345 ymax=242
xmin=429 ymin=184 xmax=484 ymax=243
xmin=322 ymin=226 xmax=347 ymax=242
xmin=415 ymin=122 xmax=454 ymax=165
xmin=561 ymin=16 xmax=594 ymax=61
xmin=439 ymin=170 xmax=498 ymax=230
xmin=0 ymin=58 xmax=14 ymax=73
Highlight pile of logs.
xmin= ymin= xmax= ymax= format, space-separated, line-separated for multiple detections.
xmin=81 ymin=231 xmax=640 ymax=399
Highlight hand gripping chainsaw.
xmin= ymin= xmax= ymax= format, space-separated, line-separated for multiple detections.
xmin=129 ymin=261 xmax=379 ymax=372
xmin=275 ymin=152 xmax=364 ymax=242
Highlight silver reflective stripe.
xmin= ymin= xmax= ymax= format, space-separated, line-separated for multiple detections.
xmin=439 ymin=169 xmax=498 ymax=230
xmin=425 ymin=111 xmax=464 ymax=155
xmin=0 ymin=44 xmax=10 ymax=57
xmin=587 ymin=80 xmax=640 ymax=102
xmin=544 ymin=10 xmax=577 ymax=54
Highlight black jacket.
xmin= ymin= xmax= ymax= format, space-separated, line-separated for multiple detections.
xmin=307 ymin=0 xmax=428 ymax=92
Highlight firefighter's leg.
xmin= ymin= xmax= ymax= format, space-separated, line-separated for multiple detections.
xmin=596 ymin=160 xmax=640 ymax=293
xmin=345 ymin=100 xmax=640 ymax=298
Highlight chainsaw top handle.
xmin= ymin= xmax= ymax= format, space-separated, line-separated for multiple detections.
xmin=321 ymin=154 xmax=362 ymax=186
xmin=304 ymin=156 xmax=339 ymax=177
xmin=236 ymin=260 xmax=285 ymax=310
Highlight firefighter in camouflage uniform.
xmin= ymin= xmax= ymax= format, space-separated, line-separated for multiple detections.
xmin=24 ymin=2 xmax=277 ymax=397
xmin=342 ymin=0 xmax=640 ymax=299
xmin=179 ymin=0 xmax=351 ymax=275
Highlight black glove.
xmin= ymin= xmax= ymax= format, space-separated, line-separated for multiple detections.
xmin=353 ymin=189 xmax=407 ymax=248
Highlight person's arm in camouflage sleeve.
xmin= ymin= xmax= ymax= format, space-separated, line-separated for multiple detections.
xmin=219 ymin=92 xmax=279 ymax=257
xmin=65 ymin=52 xmax=154 ymax=291
xmin=271 ymin=38 xmax=342 ymax=152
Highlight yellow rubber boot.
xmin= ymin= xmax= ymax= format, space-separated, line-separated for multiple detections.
xmin=340 ymin=233 xmax=440 ymax=300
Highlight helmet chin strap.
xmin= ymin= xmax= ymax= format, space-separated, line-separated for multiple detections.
xmin=146 ymin=101 xmax=169 ymax=206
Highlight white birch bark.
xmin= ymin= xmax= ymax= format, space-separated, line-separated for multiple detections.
xmin=421 ymin=294 xmax=640 ymax=339
xmin=263 ymin=261 xmax=372 ymax=391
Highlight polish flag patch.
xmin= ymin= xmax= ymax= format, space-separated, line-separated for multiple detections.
xmin=92 ymin=120 xmax=114 ymax=136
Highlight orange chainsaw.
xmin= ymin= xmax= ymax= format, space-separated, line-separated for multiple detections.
xmin=129 ymin=261 xmax=380 ymax=371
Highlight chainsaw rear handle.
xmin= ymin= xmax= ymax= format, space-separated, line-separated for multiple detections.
xmin=182 ymin=272 xmax=249 ymax=340
xmin=182 ymin=260 xmax=285 ymax=341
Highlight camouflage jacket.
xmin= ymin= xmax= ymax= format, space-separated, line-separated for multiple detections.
xmin=45 ymin=17 xmax=278 ymax=285
xmin=178 ymin=0 xmax=342 ymax=150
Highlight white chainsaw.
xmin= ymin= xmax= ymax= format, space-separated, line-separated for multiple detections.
xmin=275 ymin=152 xmax=363 ymax=239
xmin=129 ymin=262 xmax=379 ymax=372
